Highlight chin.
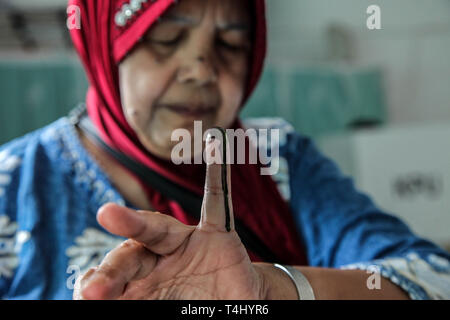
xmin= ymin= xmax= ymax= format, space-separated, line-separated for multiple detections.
xmin=146 ymin=140 xmax=175 ymax=160
xmin=134 ymin=130 xmax=172 ymax=160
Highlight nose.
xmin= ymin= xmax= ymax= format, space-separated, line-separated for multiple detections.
xmin=177 ymin=54 xmax=218 ymax=86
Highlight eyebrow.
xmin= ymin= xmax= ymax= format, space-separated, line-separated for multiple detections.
xmin=163 ymin=14 xmax=197 ymax=25
xmin=218 ymin=22 xmax=249 ymax=32
xmin=162 ymin=14 xmax=249 ymax=32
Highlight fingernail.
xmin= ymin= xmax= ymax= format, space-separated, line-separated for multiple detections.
xmin=206 ymin=132 xmax=215 ymax=144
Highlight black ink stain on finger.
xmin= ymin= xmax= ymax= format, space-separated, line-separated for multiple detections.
xmin=212 ymin=127 xmax=231 ymax=232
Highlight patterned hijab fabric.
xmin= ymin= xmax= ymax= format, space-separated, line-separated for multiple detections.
xmin=68 ymin=0 xmax=307 ymax=265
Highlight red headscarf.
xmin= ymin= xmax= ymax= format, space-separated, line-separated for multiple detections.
xmin=69 ymin=0 xmax=307 ymax=265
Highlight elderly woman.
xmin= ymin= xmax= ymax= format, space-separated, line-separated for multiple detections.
xmin=0 ymin=0 xmax=449 ymax=300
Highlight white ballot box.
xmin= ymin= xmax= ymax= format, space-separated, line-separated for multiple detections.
xmin=317 ymin=123 xmax=450 ymax=249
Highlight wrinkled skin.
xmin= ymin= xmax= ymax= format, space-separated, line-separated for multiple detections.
xmin=73 ymin=0 xmax=266 ymax=300
xmin=119 ymin=0 xmax=252 ymax=160
xmin=74 ymin=139 xmax=267 ymax=300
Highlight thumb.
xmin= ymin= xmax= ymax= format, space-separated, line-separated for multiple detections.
xmin=200 ymin=127 xmax=234 ymax=232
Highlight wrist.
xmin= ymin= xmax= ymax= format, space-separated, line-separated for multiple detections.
xmin=274 ymin=264 xmax=316 ymax=300
xmin=253 ymin=262 xmax=299 ymax=300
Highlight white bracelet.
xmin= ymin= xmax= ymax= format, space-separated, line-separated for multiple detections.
xmin=274 ymin=264 xmax=316 ymax=300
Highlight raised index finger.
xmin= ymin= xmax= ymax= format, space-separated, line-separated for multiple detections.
xmin=200 ymin=127 xmax=234 ymax=232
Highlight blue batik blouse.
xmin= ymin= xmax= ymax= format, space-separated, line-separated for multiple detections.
xmin=0 ymin=116 xmax=449 ymax=299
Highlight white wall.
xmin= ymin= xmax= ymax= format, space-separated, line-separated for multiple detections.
xmin=266 ymin=0 xmax=450 ymax=125
xmin=4 ymin=0 xmax=450 ymax=125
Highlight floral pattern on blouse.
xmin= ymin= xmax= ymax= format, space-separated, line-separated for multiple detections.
xmin=0 ymin=116 xmax=449 ymax=299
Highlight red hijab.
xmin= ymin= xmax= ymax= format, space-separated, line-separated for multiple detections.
xmin=69 ymin=0 xmax=307 ymax=265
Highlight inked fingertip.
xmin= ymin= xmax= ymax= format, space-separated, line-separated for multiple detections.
xmin=206 ymin=132 xmax=215 ymax=144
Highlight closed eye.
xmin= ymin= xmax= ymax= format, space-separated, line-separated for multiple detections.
xmin=148 ymin=33 xmax=184 ymax=47
xmin=216 ymin=38 xmax=248 ymax=52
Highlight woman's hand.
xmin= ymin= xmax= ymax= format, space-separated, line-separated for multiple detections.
xmin=73 ymin=138 xmax=267 ymax=300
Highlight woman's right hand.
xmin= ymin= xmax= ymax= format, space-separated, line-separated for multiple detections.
xmin=73 ymin=138 xmax=268 ymax=300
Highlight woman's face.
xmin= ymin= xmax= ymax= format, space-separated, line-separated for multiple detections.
xmin=119 ymin=0 xmax=252 ymax=159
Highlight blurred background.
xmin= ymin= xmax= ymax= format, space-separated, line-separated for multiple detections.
xmin=0 ymin=0 xmax=449 ymax=250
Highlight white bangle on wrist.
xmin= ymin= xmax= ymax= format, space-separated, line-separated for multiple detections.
xmin=274 ymin=264 xmax=316 ymax=300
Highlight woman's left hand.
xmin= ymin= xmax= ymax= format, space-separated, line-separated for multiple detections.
xmin=73 ymin=142 xmax=268 ymax=300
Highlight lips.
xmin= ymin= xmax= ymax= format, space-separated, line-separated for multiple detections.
xmin=161 ymin=103 xmax=217 ymax=117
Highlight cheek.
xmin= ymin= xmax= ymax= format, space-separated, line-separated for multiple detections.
xmin=119 ymin=60 xmax=170 ymax=131
xmin=217 ymin=65 xmax=248 ymax=127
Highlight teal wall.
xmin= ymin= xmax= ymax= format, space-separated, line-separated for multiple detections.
xmin=0 ymin=57 xmax=88 ymax=145
xmin=0 ymin=58 xmax=386 ymax=144
xmin=241 ymin=65 xmax=386 ymax=137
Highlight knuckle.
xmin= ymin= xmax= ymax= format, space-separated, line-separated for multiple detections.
xmin=119 ymin=239 xmax=141 ymax=249
xmin=82 ymin=266 xmax=97 ymax=280
xmin=77 ymin=266 xmax=97 ymax=288
xmin=97 ymin=262 xmax=123 ymax=281
xmin=204 ymin=185 xmax=223 ymax=195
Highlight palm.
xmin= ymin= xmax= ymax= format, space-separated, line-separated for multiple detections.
xmin=74 ymin=134 xmax=265 ymax=300
xmin=121 ymin=228 xmax=262 ymax=300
